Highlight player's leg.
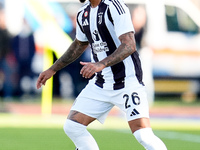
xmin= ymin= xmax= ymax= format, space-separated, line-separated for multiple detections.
xmin=128 ymin=118 xmax=167 ymax=150
xmin=115 ymin=84 xmax=167 ymax=150
xmin=63 ymin=83 xmax=114 ymax=150
xmin=63 ymin=110 xmax=99 ymax=150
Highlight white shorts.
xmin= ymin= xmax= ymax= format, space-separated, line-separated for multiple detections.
xmin=71 ymin=82 xmax=149 ymax=124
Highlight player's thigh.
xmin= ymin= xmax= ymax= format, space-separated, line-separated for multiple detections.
xmin=113 ymin=86 xmax=150 ymax=132
xmin=67 ymin=110 xmax=96 ymax=126
xmin=70 ymin=93 xmax=114 ymax=124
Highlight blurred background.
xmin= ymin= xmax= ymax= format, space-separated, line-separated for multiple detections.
xmin=0 ymin=0 xmax=199 ymax=102
xmin=0 ymin=0 xmax=199 ymax=112
xmin=0 ymin=0 xmax=200 ymax=149
xmin=0 ymin=0 xmax=200 ymax=117
xmin=0 ymin=0 xmax=200 ymax=102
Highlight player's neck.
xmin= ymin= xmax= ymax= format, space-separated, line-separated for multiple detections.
xmin=89 ymin=0 xmax=101 ymax=8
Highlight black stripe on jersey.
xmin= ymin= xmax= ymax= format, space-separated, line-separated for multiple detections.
xmin=82 ymin=5 xmax=105 ymax=88
xmin=81 ymin=6 xmax=92 ymax=43
xmin=82 ymin=6 xmax=92 ymax=42
xmin=131 ymin=51 xmax=144 ymax=86
xmin=77 ymin=11 xmax=84 ymax=33
xmin=91 ymin=50 xmax=105 ymax=88
xmin=107 ymin=8 xmax=114 ymax=25
xmin=97 ymin=2 xmax=125 ymax=90
xmin=112 ymin=0 xmax=125 ymax=15
xmin=114 ymin=0 xmax=125 ymax=14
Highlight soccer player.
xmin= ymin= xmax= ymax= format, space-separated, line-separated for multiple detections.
xmin=36 ymin=0 xmax=167 ymax=149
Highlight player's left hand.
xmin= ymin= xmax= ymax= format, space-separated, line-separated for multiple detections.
xmin=80 ymin=61 xmax=105 ymax=78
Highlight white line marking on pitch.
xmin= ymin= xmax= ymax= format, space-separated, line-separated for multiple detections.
xmin=155 ymin=131 xmax=200 ymax=143
xmin=118 ymin=130 xmax=200 ymax=143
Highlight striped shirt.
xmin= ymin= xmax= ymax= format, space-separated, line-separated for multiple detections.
xmin=76 ymin=0 xmax=144 ymax=90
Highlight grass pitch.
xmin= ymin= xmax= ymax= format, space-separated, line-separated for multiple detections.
xmin=1 ymin=127 xmax=200 ymax=150
xmin=1 ymin=99 xmax=200 ymax=150
xmin=0 ymin=113 xmax=200 ymax=150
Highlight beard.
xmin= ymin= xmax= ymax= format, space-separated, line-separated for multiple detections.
xmin=79 ymin=0 xmax=86 ymax=3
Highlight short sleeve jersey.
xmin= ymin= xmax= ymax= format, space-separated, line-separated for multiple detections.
xmin=76 ymin=0 xmax=144 ymax=90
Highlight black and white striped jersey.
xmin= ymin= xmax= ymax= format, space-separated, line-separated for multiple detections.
xmin=76 ymin=0 xmax=144 ymax=90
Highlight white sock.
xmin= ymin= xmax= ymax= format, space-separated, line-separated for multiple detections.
xmin=63 ymin=119 xmax=99 ymax=150
xmin=134 ymin=128 xmax=167 ymax=150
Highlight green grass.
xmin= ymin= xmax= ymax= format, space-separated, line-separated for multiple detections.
xmin=0 ymin=113 xmax=200 ymax=150
xmin=0 ymin=128 xmax=200 ymax=150
xmin=1 ymin=99 xmax=200 ymax=150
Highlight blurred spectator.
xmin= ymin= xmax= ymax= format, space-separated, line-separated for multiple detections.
xmin=131 ymin=5 xmax=155 ymax=106
xmin=0 ymin=3 xmax=17 ymax=99
xmin=131 ymin=5 xmax=147 ymax=50
xmin=11 ymin=19 xmax=36 ymax=97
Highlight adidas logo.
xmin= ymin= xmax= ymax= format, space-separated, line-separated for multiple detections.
xmin=83 ymin=19 xmax=89 ymax=26
xmin=130 ymin=109 xmax=140 ymax=116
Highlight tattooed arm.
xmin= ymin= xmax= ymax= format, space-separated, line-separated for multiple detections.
xmin=80 ymin=31 xmax=137 ymax=78
xmin=36 ymin=39 xmax=89 ymax=89
xmin=50 ymin=39 xmax=89 ymax=72
xmin=100 ymin=31 xmax=136 ymax=67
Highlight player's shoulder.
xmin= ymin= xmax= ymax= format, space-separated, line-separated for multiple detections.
xmin=103 ymin=0 xmax=126 ymax=6
xmin=104 ymin=0 xmax=128 ymax=15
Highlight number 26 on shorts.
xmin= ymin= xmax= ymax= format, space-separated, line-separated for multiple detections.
xmin=123 ymin=92 xmax=141 ymax=116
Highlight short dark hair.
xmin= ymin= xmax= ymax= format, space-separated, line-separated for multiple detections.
xmin=79 ymin=0 xmax=86 ymax=3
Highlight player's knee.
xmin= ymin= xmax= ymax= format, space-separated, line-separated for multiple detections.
xmin=133 ymin=128 xmax=167 ymax=150
xmin=63 ymin=119 xmax=73 ymax=136
xmin=134 ymin=128 xmax=151 ymax=146
xmin=63 ymin=119 xmax=86 ymax=138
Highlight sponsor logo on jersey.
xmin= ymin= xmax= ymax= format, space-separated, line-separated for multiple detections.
xmin=92 ymin=43 xmax=109 ymax=54
xmin=92 ymin=30 xmax=100 ymax=41
xmin=92 ymin=30 xmax=109 ymax=54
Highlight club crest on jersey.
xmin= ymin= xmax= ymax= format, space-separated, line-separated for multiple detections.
xmin=98 ymin=12 xmax=103 ymax=24
xmin=84 ymin=11 xmax=88 ymax=17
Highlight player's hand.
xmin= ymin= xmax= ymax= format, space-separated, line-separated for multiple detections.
xmin=80 ymin=61 xmax=105 ymax=78
xmin=36 ymin=69 xmax=56 ymax=89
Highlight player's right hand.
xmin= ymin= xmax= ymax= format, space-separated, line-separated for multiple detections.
xmin=36 ymin=69 xmax=56 ymax=89
xmin=80 ymin=61 xmax=105 ymax=79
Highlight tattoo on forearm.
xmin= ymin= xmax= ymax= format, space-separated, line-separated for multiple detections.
xmin=50 ymin=39 xmax=89 ymax=72
xmin=101 ymin=32 xmax=136 ymax=67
